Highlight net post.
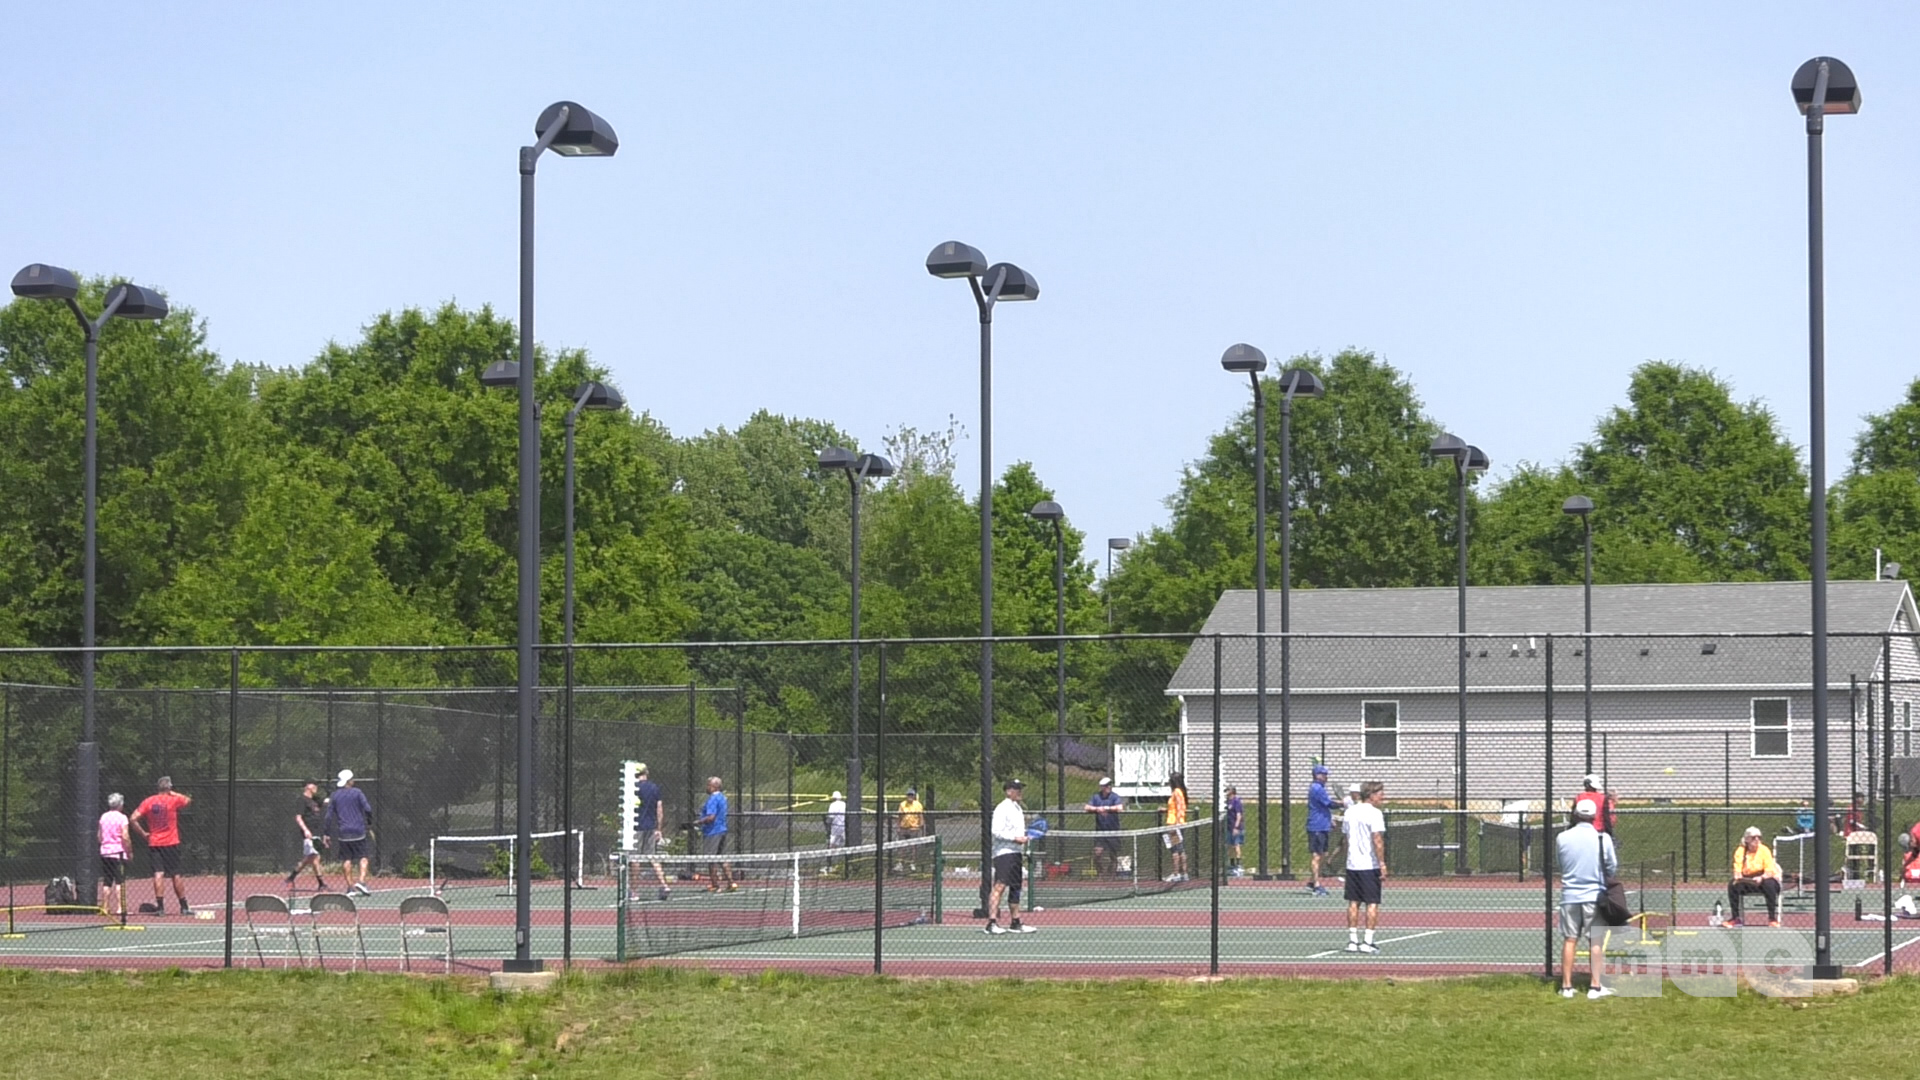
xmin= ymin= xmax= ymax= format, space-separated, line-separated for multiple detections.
xmin=615 ymin=855 xmax=628 ymax=962
xmin=933 ymin=837 xmax=944 ymax=924
xmin=429 ymin=838 xmax=437 ymax=895
xmin=791 ymin=853 xmax=801 ymax=938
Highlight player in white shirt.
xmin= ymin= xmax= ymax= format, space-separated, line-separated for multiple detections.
xmin=984 ymin=779 xmax=1035 ymax=934
xmin=1342 ymin=781 xmax=1388 ymax=954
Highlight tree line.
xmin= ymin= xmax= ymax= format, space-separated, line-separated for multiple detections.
xmin=5 ymin=281 xmax=1920 ymax=740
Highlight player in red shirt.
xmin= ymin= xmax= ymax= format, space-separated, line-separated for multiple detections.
xmin=130 ymin=776 xmax=193 ymax=915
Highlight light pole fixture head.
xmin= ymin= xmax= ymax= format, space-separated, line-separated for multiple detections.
xmin=572 ymin=381 xmax=625 ymax=410
xmin=926 ymin=241 xmax=988 ymax=279
xmin=480 ymin=360 xmax=521 ymax=388
xmin=1280 ymin=368 xmax=1325 ymax=398
xmin=1463 ymin=445 xmax=1490 ymax=472
xmin=1107 ymin=537 xmax=1132 ymax=551
xmin=1882 ymin=562 xmax=1903 ymax=580
xmin=987 ymin=262 xmax=1039 ymax=302
xmin=1220 ymin=343 xmax=1268 ymax=374
xmin=10 ymin=263 xmax=80 ymax=300
xmin=854 ymin=453 xmax=895 ymax=479
xmin=1028 ymin=499 xmax=1065 ymax=523
xmin=1793 ymin=57 xmax=1861 ymax=116
xmin=1428 ymin=432 xmax=1467 ymax=461
xmin=818 ymin=446 xmax=858 ymax=471
xmin=1562 ymin=495 xmax=1594 ymax=517
xmin=536 ymin=101 xmax=620 ymax=156
xmin=105 ymin=283 xmax=168 ymax=320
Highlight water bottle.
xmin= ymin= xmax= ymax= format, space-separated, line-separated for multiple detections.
xmin=1710 ymin=901 xmax=1724 ymax=927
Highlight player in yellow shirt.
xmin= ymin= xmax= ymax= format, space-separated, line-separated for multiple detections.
xmin=1727 ymin=825 xmax=1782 ymax=927
xmin=895 ymin=788 xmax=926 ymax=871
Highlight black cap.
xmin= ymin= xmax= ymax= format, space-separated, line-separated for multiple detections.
xmin=1004 ymin=778 xmax=1025 ymax=790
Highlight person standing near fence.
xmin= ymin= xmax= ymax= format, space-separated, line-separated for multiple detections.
xmin=1306 ymin=765 xmax=1335 ymax=897
xmin=323 ymin=769 xmax=374 ymax=897
xmin=634 ymin=764 xmax=670 ymax=901
xmin=286 ymin=781 xmax=330 ymax=891
xmin=130 ymin=776 xmax=192 ymax=916
xmin=826 ymin=791 xmax=848 ymax=849
xmin=1163 ymin=772 xmax=1190 ymax=884
xmin=699 ymin=777 xmax=735 ymax=892
xmin=1342 ymin=781 xmax=1387 ymax=954
xmin=1085 ymin=777 xmax=1123 ymax=877
xmin=1556 ymin=797 xmax=1618 ymax=998
xmin=1224 ymin=785 xmax=1245 ymax=878
xmin=97 ymin=793 xmax=131 ymax=919
xmin=896 ymin=788 xmax=925 ymax=872
xmin=1581 ymin=775 xmax=1616 ymax=836
xmin=984 ymin=778 xmax=1034 ymax=934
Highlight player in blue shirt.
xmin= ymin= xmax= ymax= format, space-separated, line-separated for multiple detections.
xmin=1224 ymin=786 xmax=1246 ymax=878
xmin=1084 ymin=777 xmax=1125 ymax=876
xmin=697 ymin=776 xmax=735 ymax=892
xmin=1306 ymin=764 xmax=1336 ymax=896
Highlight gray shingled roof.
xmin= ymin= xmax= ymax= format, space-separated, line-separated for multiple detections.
xmin=1167 ymin=581 xmax=1914 ymax=694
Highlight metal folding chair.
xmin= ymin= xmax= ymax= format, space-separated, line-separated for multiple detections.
xmin=244 ymin=894 xmax=306 ymax=968
xmin=309 ymin=892 xmax=368 ymax=972
xmin=398 ymin=895 xmax=453 ymax=974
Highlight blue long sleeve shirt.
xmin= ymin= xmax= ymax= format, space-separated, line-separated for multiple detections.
xmin=323 ymin=786 xmax=372 ymax=838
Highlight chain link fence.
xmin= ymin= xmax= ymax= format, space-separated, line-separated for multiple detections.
xmin=1 ymin=632 xmax=1916 ymax=978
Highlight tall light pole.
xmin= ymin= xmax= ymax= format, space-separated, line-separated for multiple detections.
xmin=821 ymin=447 xmax=896 ymax=845
xmin=1220 ymin=346 xmax=1323 ymax=879
xmin=1030 ymin=500 xmax=1068 ymax=819
xmin=1794 ymin=56 xmax=1859 ymax=981
xmin=1562 ymin=496 xmax=1594 ymax=773
xmin=926 ymin=241 xmax=1038 ymax=916
xmin=9 ymin=266 xmax=168 ymax=907
xmin=1105 ymin=537 xmax=1131 ymax=762
xmin=507 ymin=101 xmax=617 ymax=973
xmin=1430 ymin=433 xmax=1487 ymax=874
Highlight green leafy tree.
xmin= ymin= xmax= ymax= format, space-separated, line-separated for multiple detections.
xmin=1833 ymin=378 xmax=1920 ymax=579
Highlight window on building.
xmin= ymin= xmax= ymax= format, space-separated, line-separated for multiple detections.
xmin=1752 ymin=698 xmax=1790 ymax=758
xmin=1363 ymin=701 xmax=1398 ymax=759
xmin=1903 ymin=702 xmax=1912 ymax=758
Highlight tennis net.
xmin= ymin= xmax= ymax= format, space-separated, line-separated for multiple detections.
xmin=1024 ymin=820 xmax=1213 ymax=910
xmin=614 ymin=836 xmax=940 ymax=959
xmin=1382 ymin=816 xmax=1449 ymax=877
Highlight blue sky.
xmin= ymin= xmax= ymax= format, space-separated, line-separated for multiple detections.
xmin=6 ymin=3 xmax=1917 ymax=563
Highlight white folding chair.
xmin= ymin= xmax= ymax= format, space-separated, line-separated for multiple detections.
xmin=309 ymin=892 xmax=368 ymax=972
xmin=398 ymin=895 xmax=453 ymax=974
xmin=244 ymin=894 xmax=306 ymax=968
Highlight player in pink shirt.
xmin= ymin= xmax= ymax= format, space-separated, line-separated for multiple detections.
xmin=98 ymin=793 xmax=132 ymax=918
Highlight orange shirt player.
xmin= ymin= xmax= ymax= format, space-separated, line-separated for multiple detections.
xmin=131 ymin=776 xmax=193 ymax=916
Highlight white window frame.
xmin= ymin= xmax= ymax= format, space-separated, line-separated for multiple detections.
xmin=1751 ymin=697 xmax=1791 ymax=759
xmin=1362 ymin=700 xmax=1399 ymax=760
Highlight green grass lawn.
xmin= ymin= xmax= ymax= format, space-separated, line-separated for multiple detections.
xmin=5 ymin=966 xmax=1914 ymax=1080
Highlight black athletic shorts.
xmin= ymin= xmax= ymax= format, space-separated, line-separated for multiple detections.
xmin=1344 ymin=868 xmax=1382 ymax=905
xmin=101 ymin=857 xmax=127 ymax=885
xmin=992 ymin=851 xmax=1024 ymax=902
xmin=150 ymin=844 xmax=182 ymax=877
xmin=336 ymin=835 xmax=368 ymax=861
xmin=1308 ymin=830 xmax=1331 ymax=854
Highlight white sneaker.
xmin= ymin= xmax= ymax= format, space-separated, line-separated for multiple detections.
xmin=1344 ymin=941 xmax=1361 ymax=953
xmin=1010 ymin=923 xmax=1036 ymax=934
xmin=1587 ymin=986 xmax=1615 ymax=1000
xmin=985 ymin=922 xmax=1007 ymax=935
xmin=1559 ymin=987 xmax=1577 ymax=998
xmin=1357 ymin=942 xmax=1380 ymax=954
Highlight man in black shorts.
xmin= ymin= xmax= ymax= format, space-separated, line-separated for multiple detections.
xmin=985 ymin=779 xmax=1035 ymax=934
xmin=1342 ymin=781 xmax=1388 ymax=954
xmin=286 ymin=781 xmax=331 ymax=890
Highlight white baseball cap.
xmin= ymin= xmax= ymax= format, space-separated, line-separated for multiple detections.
xmin=336 ymin=769 xmax=354 ymax=788
xmin=1744 ymin=826 xmax=1764 ymax=839
xmin=832 ymin=791 xmax=844 ymax=801
xmin=1346 ymin=783 xmax=1362 ymax=794
xmin=1583 ymin=774 xmax=1603 ymax=789
xmin=1098 ymin=777 xmax=1113 ymax=786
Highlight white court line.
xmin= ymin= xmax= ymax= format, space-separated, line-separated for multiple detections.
xmin=1855 ymin=931 xmax=1920 ymax=968
xmin=1303 ymin=930 xmax=1446 ymax=958
xmin=102 ymin=936 xmax=230 ymax=953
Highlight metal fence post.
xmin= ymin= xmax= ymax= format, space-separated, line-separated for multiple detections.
xmin=562 ymin=644 xmax=575 ymax=969
xmin=1883 ymin=632 xmax=1894 ymax=976
xmin=224 ymin=648 xmax=239 ymax=969
xmin=874 ymin=642 xmax=887 ymax=975
xmin=1543 ymin=634 xmax=1555 ymax=978
xmin=1211 ymin=634 xmax=1222 ymax=976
